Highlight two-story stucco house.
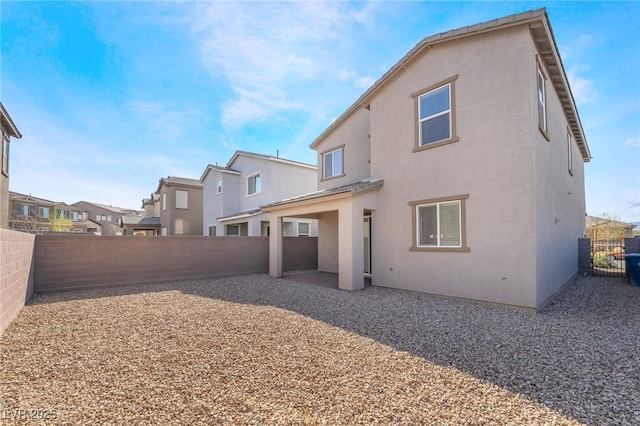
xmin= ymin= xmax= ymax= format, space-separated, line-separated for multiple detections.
xmin=200 ymin=151 xmax=318 ymax=237
xmin=1 ymin=103 xmax=22 ymax=229
xmin=264 ymin=9 xmax=591 ymax=310
xmin=157 ymin=176 xmax=203 ymax=236
xmin=10 ymin=192 xmax=98 ymax=233
xmin=72 ymin=201 xmax=140 ymax=236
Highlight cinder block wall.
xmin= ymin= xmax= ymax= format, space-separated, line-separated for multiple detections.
xmin=283 ymin=237 xmax=319 ymax=271
xmin=34 ymin=235 xmax=270 ymax=292
xmin=34 ymin=235 xmax=318 ymax=292
xmin=0 ymin=229 xmax=35 ymax=336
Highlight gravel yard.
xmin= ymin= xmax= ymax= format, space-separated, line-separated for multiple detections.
xmin=1 ymin=274 xmax=638 ymax=425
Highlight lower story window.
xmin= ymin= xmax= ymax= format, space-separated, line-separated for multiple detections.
xmin=226 ymin=224 xmax=239 ymax=236
xmin=208 ymin=225 xmax=216 ymax=236
xmin=409 ymin=194 xmax=469 ymax=252
xmin=297 ymin=222 xmax=310 ymax=236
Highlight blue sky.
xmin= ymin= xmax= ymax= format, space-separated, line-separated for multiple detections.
xmin=2 ymin=1 xmax=639 ymax=221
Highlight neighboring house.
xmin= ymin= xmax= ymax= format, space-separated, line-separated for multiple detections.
xmin=9 ymin=192 xmax=94 ymax=233
xmin=119 ymin=193 xmax=162 ymax=236
xmin=1 ymin=102 xmax=22 ymax=229
xmin=72 ymin=201 xmax=141 ymax=236
xmin=156 ymin=176 xmax=203 ymax=236
xmin=586 ymin=215 xmax=637 ymax=240
xmin=264 ymin=9 xmax=591 ymax=310
xmin=200 ymin=151 xmax=318 ymax=237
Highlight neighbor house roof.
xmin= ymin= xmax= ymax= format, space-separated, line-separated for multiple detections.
xmin=199 ymin=164 xmax=242 ymax=183
xmin=586 ymin=216 xmax=637 ymax=230
xmin=121 ymin=216 xmax=161 ymax=227
xmin=156 ymin=176 xmax=203 ymax=194
xmin=72 ymin=201 xmax=140 ymax=215
xmin=10 ymin=191 xmax=58 ymax=206
xmin=0 ymin=102 xmax=22 ymax=139
xmin=217 ymin=208 xmax=263 ymax=222
xmin=226 ymin=150 xmax=317 ymax=170
xmin=309 ymin=8 xmax=590 ymax=162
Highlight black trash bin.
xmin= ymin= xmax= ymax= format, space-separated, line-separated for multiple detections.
xmin=625 ymin=253 xmax=640 ymax=286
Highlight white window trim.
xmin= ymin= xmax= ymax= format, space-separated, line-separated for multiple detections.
xmin=162 ymin=192 xmax=167 ymax=211
xmin=322 ymin=146 xmax=344 ymax=180
xmin=226 ymin=224 xmax=240 ymax=236
xmin=216 ymin=178 xmax=223 ymax=195
xmin=296 ymin=221 xmax=312 ymax=237
xmin=246 ymin=172 xmax=262 ymax=197
xmin=537 ymin=63 xmax=549 ymax=140
xmin=567 ymin=128 xmax=573 ymax=176
xmin=1 ymin=134 xmax=9 ymax=177
xmin=175 ymin=189 xmax=189 ymax=210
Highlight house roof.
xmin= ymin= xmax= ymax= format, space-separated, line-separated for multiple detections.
xmin=216 ymin=208 xmax=263 ymax=222
xmin=262 ymin=178 xmax=384 ymax=210
xmin=586 ymin=216 xmax=637 ymax=230
xmin=121 ymin=216 xmax=161 ymax=226
xmin=226 ymin=150 xmax=317 ymax=170
xmin=199 ymin=164 xmax=242 ymax=183
xmin=309 ymin=8 xmax=590 ymax=162
xmin=10 ymin=191 xmax=58 ymax=206
xmin=10 ymin=191 xmax=84 ymax=211
xmin=73 ymin=201 xmax=140 ymax=215
xmin=156 ymin=176 xmax=203 ymax=193
xmin=0 ymin=102 xmax=22 ymax=139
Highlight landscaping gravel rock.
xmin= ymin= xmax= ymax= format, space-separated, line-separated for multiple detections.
xmin=1 ymin=274 xmax=638 ymax=425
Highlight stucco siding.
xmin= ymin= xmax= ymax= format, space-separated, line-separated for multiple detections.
xmin=315 ymin=107 xmax=371 ymax=190
xmin=369 ymin=26 xmax=540 ymax=307
xmin=202 ymin=169 xmax=224 ymax=235
xmin=531 ymin=52 xmax=587 ymax=306
xmin=318 ymin=211 xmax=339 ymax=273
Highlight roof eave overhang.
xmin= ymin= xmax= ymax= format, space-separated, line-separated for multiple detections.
xmin=0 ymin=103 xmax=22 ymax=139
xmin=530 ymin=19 xmax=591 ymax=162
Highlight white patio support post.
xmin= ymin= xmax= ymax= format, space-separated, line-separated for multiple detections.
xmin=269 ymin=215 xmax=283 ymax=278
xmin=338 ymin=201 xmax=365 ymax=291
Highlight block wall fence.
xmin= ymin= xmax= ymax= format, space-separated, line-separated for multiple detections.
xmin=1 ymin=234 xmax=318 ymax=336
xmin=0 ymin=229 xmax=35 ymax=336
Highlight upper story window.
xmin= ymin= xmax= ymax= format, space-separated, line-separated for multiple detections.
xmin=247 ymin=173 xmax=261 ymax=196
xmin=72 ymin=212 xmax=79 ymax=221
xmin=409 ymin=194 xmax=469 ymax=252
xmin=322 ymin=147 xmax=343 ymax=180
xmin=162 ymin=192 xmax=167 ymax=211
xmin=216 ymin=178 xmax=223 ymax=194
xmin=1 ymin=134 xmax=9 ymax=176
xmin=39 ymin=207 xmax=50 ymax=219
xmin=16 ymin=204 xmax=34 ymax=216
xmin=537 ymin=65 xmax=548 ymax=137
xmin=413 ymin=75 xmax=458 ymax=152
xmin=567 ymin=128 xmax=573 ymax=176
xmin=175 ymin=189 xmax=189 ymax=209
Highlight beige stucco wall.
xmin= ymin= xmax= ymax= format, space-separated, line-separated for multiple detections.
xmin=369 ymin=26 xmax=541 ymax=308
xmin=530 ymin=55 xmax=587 ymax=307
xmin=315 ymin=107 xmax=371 ymax=190
xmin=318 ymin=211 xmax=338 ymax=272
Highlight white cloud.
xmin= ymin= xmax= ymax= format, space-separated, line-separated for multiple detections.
xmin=127 ymin=101 xmax=204 ymax=140
xmin=623 ymin=137 xmax=640 ymax=149
xmin=188 ymin=2 xmax=373 ymax=129
xmin=355 ymin=76 xmax=376 ymax=90
xmin=567 ymin=67 xmax=596 ymax=104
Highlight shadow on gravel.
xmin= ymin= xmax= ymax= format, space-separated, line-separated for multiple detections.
xmin=27 ymin=274 xmax=640 ymax=424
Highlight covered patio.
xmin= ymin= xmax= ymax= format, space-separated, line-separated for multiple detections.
xmin=263 ymin=179 xmax=382 ymax=291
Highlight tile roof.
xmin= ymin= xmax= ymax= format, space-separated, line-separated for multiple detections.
xmin=226 ymin=150 xmax=316 ymax=170
xmin=217 ymin=208 xmax=263 ymax=222
xmin=121 ymin=216 xmax=161 ymax=226
xmin=159 ymin=176 xmax=203 ymax=187
xmin=73 ymin=201 xmax=140 ymax=214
